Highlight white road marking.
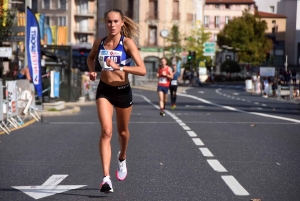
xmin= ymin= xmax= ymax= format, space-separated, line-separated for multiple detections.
xmin=12 ymin=175 xmax=86 ymax=200
xmin=241 ymin=99 xmax=246 ymax=101
xmin=176 ymin=119 xmax=182 ymax=123
xmin=179 ymin=122 xmax=186 ymax=126
xmin=221 ymin=175 xmax=250 ymax=196
xmin=199 ymin=148 xmax=214 ymax=157
xmin=187 ymin=131 xmax=197 ymax=137
xmin=185 ymin=105 xmax=204 ymax=108
xmin=233 ymin=93 xmax=239 ymax=95
xmin=192 ymin=138 xmax=204 ymax=146
xmin=261 ymin=104 xmax=267 ymax=106
xmin=254 ymin=102 xmax=259 ymax=105
xmin=207 ymin=160 xmax=227 ymax=172
xmin=198 ymin=91 xmax=204 ymax=94
xmin=182 ymin=125 xmax=191 ymax=130
xmin=177 ymin=93 xmax=300 ymax=123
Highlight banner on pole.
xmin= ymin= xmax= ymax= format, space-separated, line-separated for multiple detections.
xmin=7 ymin=81 xmax=18 ymax=117
xmin=50 ymin=71 xmax=60 ymax=98
xmin=0 ymin=82 xmax=3 ymax=121
xmin=26 ymin=7 xmax=42 ymax=97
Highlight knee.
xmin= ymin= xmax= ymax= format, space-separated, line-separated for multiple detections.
xmin=101 ymin=128 xmax=112 ymax=139
xmin=118 ymin=129 xmax=129 ymax=138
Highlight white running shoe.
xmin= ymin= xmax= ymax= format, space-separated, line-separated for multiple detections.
xmin=100 ymin=176 xmax=113 ymax=193
xmin=116 ymin=151 xmax=127 ymax=181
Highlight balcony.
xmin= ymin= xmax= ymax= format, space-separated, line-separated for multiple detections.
xmin=74 ymin=27 xmax=96 ymax=34
xmin=147 ymin=11 xmax=159 ymax=20
xmin=75 ymin=10 xmax=96 ymax=17
xmin=172 ymin=12 xmax=180 ymax=20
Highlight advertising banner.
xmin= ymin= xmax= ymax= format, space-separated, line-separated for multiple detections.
xmin=16 ymin=80 xmax=35 ymax=115
xmin=260 ymin=67 xmax=275 ymax=77
xmin=26 ymin=7 xmax=42 ymax=97
xmin=7 ymin=81 xmax=17 ymax=117
xmin=0 ymin=82 xmax=3 ymax=121
xmin=50 ymin=71 xmax=60 ymax=98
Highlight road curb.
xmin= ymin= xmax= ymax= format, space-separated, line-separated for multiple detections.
xmin=0 ymin=118 xmax=37 ymax=135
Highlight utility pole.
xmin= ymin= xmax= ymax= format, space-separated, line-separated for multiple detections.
xmin=24 ymin=0 xmax=32 ymax=67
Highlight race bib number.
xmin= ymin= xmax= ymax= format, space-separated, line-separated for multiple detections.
xmin=171 ymin=80 xmax=178 ymax=85
xmin=99 ymin=50 xmax=122 ymax=70
xmin=159 ymin=77 xmax=167 ymax=84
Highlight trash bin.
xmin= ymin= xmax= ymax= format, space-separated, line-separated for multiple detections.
xmin=245 ymin=79 xmax=252 ymax=91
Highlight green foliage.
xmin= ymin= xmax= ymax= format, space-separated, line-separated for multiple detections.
xmin=221 ymin=60 xmax=241 ymax=73
xmin=164 ymin=24 xmax=183 ymax=61
xmin=0 ymin=0 xmax=17 ymax=42
xmin=185 ymin=24 xmax=211 ymax=68
xmin=217 ymin=10 xmax=273 ymax=65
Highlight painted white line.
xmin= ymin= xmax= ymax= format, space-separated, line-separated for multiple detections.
xmin=198 ymin=91 xmax=204 ymax=94
xmin=233 ymin=93 xmax=239 ymax=95
xmin=261 ymin=104 xmax=267 ymax=106
xmin=254 ymin=102 xmax=259 ymax=105
xmin=221 ymin=176 xmax=250 ymax=196
xmin=182 ymin=126 xmax=191 ymax=130
xmin=241 ymin=99 xmax=246 ymax=101
xmin=236 ymin=98 xmax=240 ymax=100
xmin=207 ymin=159 xmax=227 ymax=172
xmin=176 ymin=119 xmax=182 ymax=123
xmin=12 ymin=175 xmax=86 ymax=200
xmin=187 ymin=131 xmax=197 ymax=137
xmin=185 ymin=105 xmax=204 ymax=108
xmin=177 ymin=93 xmax=300 ymax=123
xmin=199 ymin=148 xmax=214 ymax=157
xmin=192 ymin=138 xmax=204 ymax=146
xmin=179 ymin=122 xmax=186 ymax=126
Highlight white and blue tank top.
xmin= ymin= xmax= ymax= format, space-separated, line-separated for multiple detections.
xmin=98 ymin=35 xmax=132 ymax=71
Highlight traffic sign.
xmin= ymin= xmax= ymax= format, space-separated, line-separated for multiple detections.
xmin=203 ymin=42 xmax=216 ymax=55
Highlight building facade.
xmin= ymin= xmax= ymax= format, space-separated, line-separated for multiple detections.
xmin=97 ymin=0 xmax=201 ymax=81
xmin=255 ymin=0 xmax=300 ymax=67
xmin=37 ymin=0 xmax=97 ymax=47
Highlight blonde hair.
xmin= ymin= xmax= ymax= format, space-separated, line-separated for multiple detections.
xmin=105 ymin=9 xmax=140 ymax=40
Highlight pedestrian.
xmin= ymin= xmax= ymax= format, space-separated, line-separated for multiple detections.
xmin=86 ymin=8 xmax=146 ymax=193
xmin=157 ymin=57 xmax=173 ymax=116
xmin=169 ymin=64 xmax=179 ymax=109
xmin=292 ymin=69 xmax=297 ymax=85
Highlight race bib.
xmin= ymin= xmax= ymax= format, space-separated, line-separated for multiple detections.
xmin=171 ymin=80 xmax=178 ymax=85
xmin=99 ymin=50 xmax=122 ymax=71
xmin=159 ymin=77 xmax=167 ymax=84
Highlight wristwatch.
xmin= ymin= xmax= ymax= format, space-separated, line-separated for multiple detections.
xmin=119 ymin=64 xmax=124 ymax=72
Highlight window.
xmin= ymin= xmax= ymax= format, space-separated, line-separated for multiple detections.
xmin=58 ymin=0 xmax=67 ymax=10
xmin=204 ymin=16 xmax=209 ymax=27
xmin=214 ymin=34 xmax=217 ymax=42
xmin=148 ymin=26 xmax=157 ymax=45
xmin=45 ymin=16 xmax=50 ymax=26
xmin=149 ymin=0 xmax=158 ymax=19
xmin=42 ymin=0 xmax=50 ymax=9
xmin=225 ymin=4 xmax=230 ymax=9
xmin=215 ymin=16 xmax=220 ymax=28
xmin=215 ymin=4 xmax=220 ymax=9
xmin=76 ymin=34 xmax=88 ymax=43
xmin=58 ymin=17 xmax=66 ymax=26
xmin=269 ymin=6 xmax=275 ymax=13
xmin=172 ymin=0 xmax=180 ymax=20
xmin=225 ymin=16 xmax=230 ymax=24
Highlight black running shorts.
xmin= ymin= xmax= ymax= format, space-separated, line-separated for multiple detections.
xmin=96 ymin=80 xmax=133 ymax=108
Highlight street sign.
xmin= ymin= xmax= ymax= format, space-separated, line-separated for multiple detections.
xmin=203 ymin=42 xmax=216 ymax=56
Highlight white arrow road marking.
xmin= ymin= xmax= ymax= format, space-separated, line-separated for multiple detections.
xmin=12 ymin=175 xmax=86 ymax=200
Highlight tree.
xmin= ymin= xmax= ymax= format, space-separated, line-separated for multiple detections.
xmin=221 ymin=60 xmax=240 ymax=73
xmin=217 ymin=10 xmax=273 ymax=66
xmin=185 ymin=23 xmax=211 ymax=69
xmin=164 ymin=24 xmax=183 ymax=64
xmin=0 ymin=0 xmax=16 ymax=43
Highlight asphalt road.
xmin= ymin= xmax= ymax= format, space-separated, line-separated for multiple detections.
xmin=0 ymin=84 xmax=299 ymax=201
